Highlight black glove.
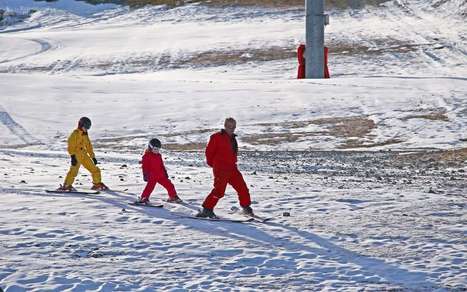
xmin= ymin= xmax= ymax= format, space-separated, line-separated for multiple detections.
xmin=71 ymin=155 xmax=77 ymax=166
xmin=143 ymin=173 xmax=148 ymax=182
xmin=92 ymin=158 xmax=98 ymax=165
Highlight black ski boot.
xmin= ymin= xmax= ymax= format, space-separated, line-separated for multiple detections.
xmin=242 ymin=206 xmax=254 ymax=217
xmin=196 ymin=208 xmax=218 ymax=219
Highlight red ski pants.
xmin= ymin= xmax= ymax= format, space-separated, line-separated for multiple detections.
xmin=141 ymin=176 xmax=177 ymax=200
xmin=203 ymin=167 xmax=251 ymax=209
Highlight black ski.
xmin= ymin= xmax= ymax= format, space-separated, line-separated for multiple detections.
xmin=243 ymin=214 xmax=272 ymax=223
xmin=128 ymin=202 xmax=164 ymax=208
xmin=178 ymin=215 xmax=254 ymax=223
xmin=46 ymin=190 xmax=100 ymax=195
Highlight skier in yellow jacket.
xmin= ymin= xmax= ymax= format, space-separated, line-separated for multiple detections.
xmin=57 ymin=117 xmax=108 ymax=191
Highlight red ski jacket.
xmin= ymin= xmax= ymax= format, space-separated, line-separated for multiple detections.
xmin=142 ymin=150 xmax=168 ymax=180
xmin=206 ymin=130 xmax=238 ymax=170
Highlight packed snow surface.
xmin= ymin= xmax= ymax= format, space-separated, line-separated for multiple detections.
xmin=0 ymin=0 xmax=466 ymax=290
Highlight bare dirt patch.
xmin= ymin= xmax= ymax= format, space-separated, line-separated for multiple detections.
xmin=92 ymin=116 xmax=380 ymax=150
xmin=248 ymin=116 xmax=378 ymax=147
xmin=440 ymin=148 xmax=467 ymax=163
xmin=91 ymin=115 xmax=462 ymax=152
xmin=1 ymin=39 xmax=427 ymax=74
xmin=164 ymin=142 xmax=206 ymax=151
xmin=316 ymin=116 xmax=376 ymax=138
xmin=339 ymin=138 xmax=403 ymax=149
xmin=401 ymin=108 xmax=449 ymax=122
xmin=241 ymin=131 xmax=322 ymax=146
xmin=392 ymin=147 xmax=467 ymax=168
xmin=185 ymin=47 xmax=295 ymax=67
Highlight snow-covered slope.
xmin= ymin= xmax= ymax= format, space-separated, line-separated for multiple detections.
xmin=0 ymin=1 xmax=466 ymax=291
xmin=0 ymin=73 xmax=466 ymax=151
xmin=0 ymin=1 xmax=466 ymax=77
xmin=0 ymin=145 xmax=466 ymax=290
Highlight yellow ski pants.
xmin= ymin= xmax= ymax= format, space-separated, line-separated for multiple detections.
xmin=64 ymin=153 xmax=101 ymax=186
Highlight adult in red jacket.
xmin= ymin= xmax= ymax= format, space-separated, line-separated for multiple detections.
xmin=138 ymin=138 xmax=181 ymax=204
xmin=197 ymin=118 xmax=253 ymax=218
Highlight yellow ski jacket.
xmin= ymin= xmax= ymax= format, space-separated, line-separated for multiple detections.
xmin=67 ymin=128 xmax=95 ymax=158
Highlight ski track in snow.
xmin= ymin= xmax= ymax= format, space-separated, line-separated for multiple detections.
xmin=0 ymin=105 xmax=41 ymax=146
xmin=0 ymin=37 xmax=52 ymax=65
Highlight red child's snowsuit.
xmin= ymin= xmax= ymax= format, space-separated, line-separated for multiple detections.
xmin=202 ymin=130 xmax=251 ymax=209
xmin=141 ymin=150 xmax=177 ymax=200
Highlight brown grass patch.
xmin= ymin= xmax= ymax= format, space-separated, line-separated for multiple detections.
xmin=244 ymin=116 xmax=378 ymax=146
xmin=439 ymin=148 xmax=467 ymax=162
xmin=164 ymin=142 xmax=206 ymax=151
xmin=397 ymin=148 xmax=467 ymax=169
xmin=331 ymin=40 xmax=420 ymax=56
xmin=339 ymin=138 xmax=403 ymax=149
xmin=256 ymin=116 xmax=375 ymax=137
xmin=402 ymin=111 xmax=449 ymax=122
xmin=315 ymin=116 xmax=376 ymax=138
xmin=1 ymin=39 xmax=424 ymax=74
xmin=96 ymin=116 xmax=377 ymax=149
xmin=242 ymin=131 xmax=326 ymax=145
xmin=185 ymin=47 xmax=295 ymax=67
xmin=178 ymin=40 xmax=420 ymax=67
xmin=394 ymin=147 xmax=467 ymax=167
